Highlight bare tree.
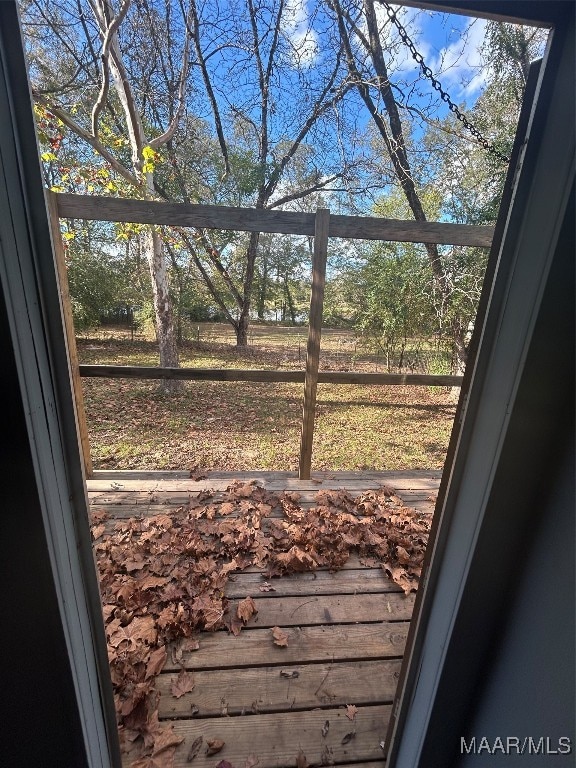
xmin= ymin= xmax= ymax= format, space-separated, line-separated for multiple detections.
xmin=327 ymin=0 xmax=470 ymax=370
xmin=177 ymin=0 xmax=352 ymax=345
xmin=27 ymin=0 xmax=193 ymax=391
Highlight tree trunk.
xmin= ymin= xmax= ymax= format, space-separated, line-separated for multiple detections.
xmin=143 ymin=228 xmax=182 ymax=393
xmin=236 ymin=230 xmax=260 ymax=346
xmin=284 ymin=274 xmax=297 ymax=325
xmin=257 ymin=249 xmax=269 ymax=320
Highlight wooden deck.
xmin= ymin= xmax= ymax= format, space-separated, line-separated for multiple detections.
xmin=87 ymin=470 xmax=441 ymax=768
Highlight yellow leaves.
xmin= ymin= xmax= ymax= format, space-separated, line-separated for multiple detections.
xmin=41 ymin=151 xmax=57 ymax=162
xmin=141 ymin=144 xmax=160 ymax=175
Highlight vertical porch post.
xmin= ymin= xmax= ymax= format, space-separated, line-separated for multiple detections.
xmin=298 ymin=207 xmax=330 ymax=480
xmin=47 ymin=191 xmax=93 ymax=478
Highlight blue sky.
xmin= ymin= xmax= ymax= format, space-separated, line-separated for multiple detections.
xmin=389 ymin=3 xmax=490 ymax=104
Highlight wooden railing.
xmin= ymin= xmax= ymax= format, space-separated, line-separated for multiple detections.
xmin=49 ymin=191 xmax=492 ymax=479
xmin=78 ymin=366 xmax=463 ymax=387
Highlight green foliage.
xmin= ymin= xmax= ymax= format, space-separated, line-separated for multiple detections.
xmin=65 ymin=221 xmax=146 ymax=330
xmin=354 ymin=242 xmax=437 ymax=371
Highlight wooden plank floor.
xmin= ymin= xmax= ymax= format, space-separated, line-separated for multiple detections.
xmin=87 ymin=470 xmax=440 ymax=768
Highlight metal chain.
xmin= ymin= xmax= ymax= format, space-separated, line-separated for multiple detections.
xmin=381 ymin=1 xmax=510 ymax=164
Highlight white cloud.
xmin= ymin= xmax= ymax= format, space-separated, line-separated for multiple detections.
xmin=282 ymin=0 xmax=319 ymax=66
xmin=426 ymin=18 xmax=488 ymax=99
xmin=378 ymin=9 xmax=489 ymax=103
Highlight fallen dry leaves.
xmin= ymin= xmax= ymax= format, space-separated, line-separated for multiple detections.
xmin=271 ymin=626 xmax=289 ymax=647
xmin=90 ymin=480 xmax=430 ymax=764
xmin=345 ymin=704 xmax=358 ymax=721
xmin=206 ymin=738 xmax=225 ymax=756
xmin=170 ymin=668 xmax=195 ymax=698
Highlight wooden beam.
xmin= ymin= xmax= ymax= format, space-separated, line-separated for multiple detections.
xmin=54 ymin=191 xmax=316 ymax=236
xmin=53 ymin=192 xmax=494 ymax=247
xmin=78 ymin=364 xmax=462 ymax=387
xmin=330 ymin=213 xmax=493 ymax=247
xmin=79 ymin=365 xmax=304 ymax=382
xmin=47 ymin=193 xmax=93 ymax=478
xmin=299 ymin=209 xmax=330 ymax=480
xmin=390 ymin=1 xmax=559 ymax=26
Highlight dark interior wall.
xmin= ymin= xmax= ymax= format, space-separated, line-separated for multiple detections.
xmin=453 ymin=185 xmax=575 ymax=766
xmin=0 ymin=291 xmax=87 ymax=765
xmin=458 ymin=430 xmax=574 ymax=767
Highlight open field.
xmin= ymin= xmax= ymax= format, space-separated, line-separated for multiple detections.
xmin=78 ymin=325 xmax=457 ymax=471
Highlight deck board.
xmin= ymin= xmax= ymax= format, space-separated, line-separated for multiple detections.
xmin=157 ymin=659 xmax=401 ymax=717
xmin=161 ymin=623 xmax=409 ymax=671
xmin=226 ymin=592 xmax=414 ymax=627
xmin=225 ymin=568 xmax=403 ymax=597
xmin=90 ymin=471 xmax=437 ymax=768
xmin=158 ymin=705 xmax=391 ymax=768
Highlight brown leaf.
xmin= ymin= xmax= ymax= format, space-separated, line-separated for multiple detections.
xmin=181 ymin=637 xmax=200 ymax=653
xmin=341 ymin=731 xmax=356 ymax=745
xmin=258 ymin=581 xmax=276 ymax=592
xmin=91 ymin=524 xmax=106 ymax=540
xmin=244 ymin=756 xmax=259 ymax=768
xmin=345 ymin=704 xmax=358 ymax=721
xmin=130 ymin=726 xmax=182 ymax=768
xmin=271 ymin=626 xmax=289 ymax=647
xmin=215 ymin=762 xmax=234 ymax=768
xmin=237 ymin=596 xmax=258 ymax=623
xmin=233 ymin=482 xmax=255 ymax=498
xmin=296 ymin=749 xmax=308 ymax=768
xmin=228 ymin=616 xmax=244 ymax=636
xmin=146 ymin=646 xmax=167 ymax=680
xmin=109 ymin=615 xmax=157 ymax=648
xmin=186 ymin=735 xmax=203 ymax=762
xmin=206 ymin=738 xmax=225 ymax=756
xmin=139 ymin=575 xmax=170 ymax=590
xmin=396 ymin=546 xmax=411 ymax=565
xmin=170 ymin=669 xmax=195 ymax=698
xmin=152 ymin=725 xmax=185 ymax=755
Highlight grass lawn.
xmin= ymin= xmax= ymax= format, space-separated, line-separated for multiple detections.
xmin=78 ymin=327 xmax=457 ymax=471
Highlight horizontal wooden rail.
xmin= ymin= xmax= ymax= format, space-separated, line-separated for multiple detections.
xmin=54 ymin=193 xmax=494 ymax=247
xmin=79 ymin=364 xmax=462 ymax=387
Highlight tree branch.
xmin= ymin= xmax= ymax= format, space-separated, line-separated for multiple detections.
xmin=89 ymin=0 xmax=146 ymax=167
xmin=181 ymin=0 xmax=231 ymax=177
xmin=149 ymin=3 xmax=193 ymax=149
xmin=262 ymin=48 xmax=349 ymax=201
xmin=91 ymin=0 xmax=131 ymax=138
xmin=178 ymin=230 xmax=239 ymax=328
xmin=33 ymin=90 xmax=142 ymax=189
xmin=267 ymin=174 xmax=343 ymax=209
